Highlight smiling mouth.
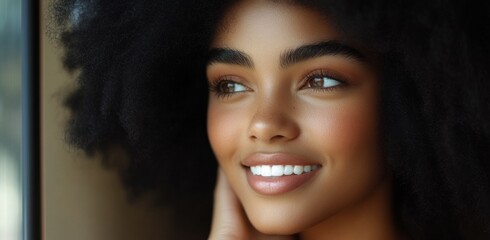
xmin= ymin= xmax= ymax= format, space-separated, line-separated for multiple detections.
xmin=250 ymin=164 xmax=320 ymax=177
xmin=241 ymin=153 xmax=322 ymax=195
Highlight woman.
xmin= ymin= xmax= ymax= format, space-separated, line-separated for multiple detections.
xmin=52 ymin=0 xmax=490 ymax=239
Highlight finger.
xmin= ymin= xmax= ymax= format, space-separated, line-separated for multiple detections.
xmin=211 ymin=169 xmax=295 ymax=240
xmin=209 ymin=168 xmax=249 ymax=240
xmin=214 ymin=168 xmax=244 ymax=222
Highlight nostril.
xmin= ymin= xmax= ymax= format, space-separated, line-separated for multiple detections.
xmin=249 ymin=134 xmax=285 ymax=142
xmin=270 ymin=134 xmax=287 ymax=142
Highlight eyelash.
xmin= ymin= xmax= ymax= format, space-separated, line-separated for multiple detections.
xmin=300 ymin=69 xmax=347 ymax=92
xmin=208 ymin=77 xmax=250 ymax=99
xmin=209 ymin=69 xmax=347 ymax=99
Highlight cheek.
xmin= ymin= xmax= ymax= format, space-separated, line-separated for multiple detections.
xmin=305 ymin=101 xmax=378 ymax=157
xmin=207 ymin=102 xmax=243 ymax=166
xmin=305 ymin=98 xmax=382 ymax=204
xmin=305 ymin=97 xmax=381 ymax=192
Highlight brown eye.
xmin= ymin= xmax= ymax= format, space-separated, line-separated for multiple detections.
xmin=209 ymin=79 xmax=250 ymax=99
xmin=306 ymin=76 xmax=341 ymax=89
xmin=217 ymin=80 xmax=248 ymax=93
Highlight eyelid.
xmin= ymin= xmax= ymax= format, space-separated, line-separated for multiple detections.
xmin=304 ymin=69 xmax=345 ymax=82
xmin=209 ymin=75 xmax=249 ymax=87
xmin=208 ymin=75 xmax=252 ymax=99
xmin=299 ymin=69 xmax=347 ymax=90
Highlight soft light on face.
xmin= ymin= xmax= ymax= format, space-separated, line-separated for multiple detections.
xmin=207 ymin=0 xmax=385 ymax=235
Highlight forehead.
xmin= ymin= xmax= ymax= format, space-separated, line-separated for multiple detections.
xmin=211 ymin=0 xmax=342 ymax=49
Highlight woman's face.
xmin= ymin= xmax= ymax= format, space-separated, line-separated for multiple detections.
xmin=207 ymin=0 xmax=385 ymax=235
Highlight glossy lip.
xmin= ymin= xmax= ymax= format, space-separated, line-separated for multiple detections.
xmin=242 ymin=152 xmax=318 ymax=167
xmin=242 ymin=153 xmax=321 ymax=195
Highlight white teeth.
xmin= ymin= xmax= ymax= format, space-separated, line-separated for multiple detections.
xmin=261 ymin=165 xmax=272 ymax=177
xmin=293 ymin=166 xmax=303 ymax=175
xmin=251 ymin=166 xmax=263 ymax=175
xmin=251 ymin=164 xmax=318 ymax=177
xmin=271 ymin=165 xmax=284 ymax=176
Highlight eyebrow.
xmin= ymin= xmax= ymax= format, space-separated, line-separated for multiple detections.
xmin=280 ymin=41 xmax=366 ymax=68
xmin=206 ymin=40 xmax=365 ymax=68
xmin=207 ymin=48 xmax=254 ymax=68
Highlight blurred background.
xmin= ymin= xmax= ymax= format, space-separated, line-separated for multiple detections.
xmin=2 ymin=1 xmax=173 ymax=240
xmin=41 ymin=0 xmax=171 ymax=239
xmin=0 ymin=0 xmax=22 ymax=240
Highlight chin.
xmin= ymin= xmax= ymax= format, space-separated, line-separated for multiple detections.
xmin=250 ymin=215 xmax=304 ymax=235
xmin=243 ymin=200 xmax=323 ymax=236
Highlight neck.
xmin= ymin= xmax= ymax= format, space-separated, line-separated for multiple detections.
xmin=300 ymin=178 xmax=399 ymax=240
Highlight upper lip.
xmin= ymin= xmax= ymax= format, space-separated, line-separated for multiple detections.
xmin=241 ymin=152 xmax=318 ymax=167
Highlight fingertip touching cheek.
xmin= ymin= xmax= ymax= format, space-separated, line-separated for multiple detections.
xmin=206 ymin=0 xmax=394 ymax=239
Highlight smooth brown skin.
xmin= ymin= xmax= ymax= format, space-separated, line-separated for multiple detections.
xmin=207 ymin=1 xmax=398 ymax=239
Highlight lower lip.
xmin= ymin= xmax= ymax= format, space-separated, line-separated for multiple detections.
xmin=245 ymin=168 xmax=319 ymax=195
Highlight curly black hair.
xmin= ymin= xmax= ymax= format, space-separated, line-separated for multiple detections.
xmin=51 ymin=0 xmax=490 ymax=239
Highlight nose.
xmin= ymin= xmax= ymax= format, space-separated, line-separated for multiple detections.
xmin=248 ymin=99 xmax=300 ymax=143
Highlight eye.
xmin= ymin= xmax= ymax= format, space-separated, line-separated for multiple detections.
xmin=217 ymin=80 xmax=248 ymax=93
xmin=306 ymin=76 xmax=340 ymax=88
xmin=209 ymin=79 xmax=250 ymax=99
xmin=301 ymin=70 xmax=345 ymax=91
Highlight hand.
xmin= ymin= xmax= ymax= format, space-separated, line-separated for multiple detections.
xmin=208 ymin=168 xmax=295 ymax=240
